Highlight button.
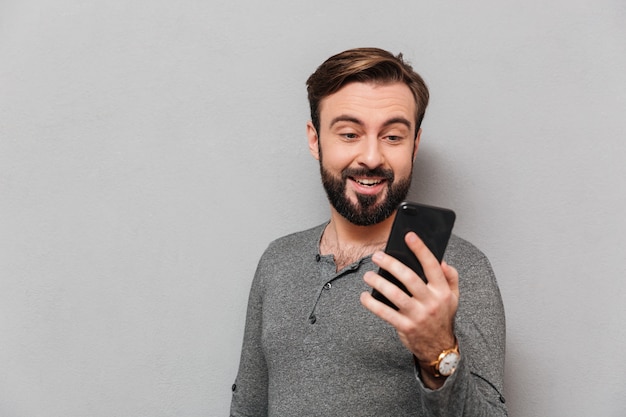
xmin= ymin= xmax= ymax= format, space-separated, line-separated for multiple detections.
xmin=323 ymin=282 xmax=332 ymax=290
xmin=308 ymin=315 xmax=317 ymax=324
xmin=315 ymin=254 xmax=321 ymax=262
xmin=232 ymin=384 xmax=237 ymax=392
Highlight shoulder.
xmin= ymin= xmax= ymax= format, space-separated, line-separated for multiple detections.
xmin=447 ymin=234 xmax=505 ymax=324
xmin=262 ymin=223 xmax=324 ymax=256
xmin=445 ymin=234 xmax=500 ymax=291
xmin=266 ymin=223 xmax=324 ymax=252
xmin=256 ymin=223 xmax=325 ymax=268
xmin=250 ymin=223 xmax=325 ymax=292
xmin=445 ymin=234 xmax=492 ymax=269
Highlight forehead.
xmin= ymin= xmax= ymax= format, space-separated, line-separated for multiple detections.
xmin=318 ymin=82 xmax=416 ymax=129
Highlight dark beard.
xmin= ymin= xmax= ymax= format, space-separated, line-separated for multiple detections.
xmin=320 ymin=163 xmax=412 ymax=226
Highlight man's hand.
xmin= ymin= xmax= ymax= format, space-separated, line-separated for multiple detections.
xmin=360 ymin=231 xmax=459 ymax=389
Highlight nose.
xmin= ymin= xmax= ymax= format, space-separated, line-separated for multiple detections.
xmin=356 ymin=136 xmax=384 ymax=169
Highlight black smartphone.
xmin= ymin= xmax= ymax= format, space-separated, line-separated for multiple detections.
xmin=371 ymin=201 xmax=456 ymax=310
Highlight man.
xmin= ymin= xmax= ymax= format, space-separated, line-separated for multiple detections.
xmin=230 ymin=47 xmax=507 ymax=416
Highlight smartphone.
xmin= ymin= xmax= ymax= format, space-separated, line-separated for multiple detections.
xmin=371 ymin=201 xmax=456 ymax=310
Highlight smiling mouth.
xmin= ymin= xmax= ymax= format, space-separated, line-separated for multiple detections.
xmin=353 ymin=177 xmax=384 ymax=187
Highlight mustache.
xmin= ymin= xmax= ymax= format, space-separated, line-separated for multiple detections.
xmin=341 ymin=166 xmax=395 ymax=182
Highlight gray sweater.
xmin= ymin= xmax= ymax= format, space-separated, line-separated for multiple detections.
xmin=231 ymin=224 xmax=507 ymax=416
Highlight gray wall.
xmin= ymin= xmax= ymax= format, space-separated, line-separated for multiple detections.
xmin=1 ymin=1 xmax=625 ymax=416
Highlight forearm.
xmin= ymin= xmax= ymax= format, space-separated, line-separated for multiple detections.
xmin=415 ymin=351 xmax=507 ymax=417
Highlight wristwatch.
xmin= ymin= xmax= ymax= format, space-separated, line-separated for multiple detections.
xmin=430 ymin=342 xmax=460 ymax=377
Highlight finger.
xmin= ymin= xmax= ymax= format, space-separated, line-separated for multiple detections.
xmin=370 ymin=250 xmax=428 ymax=300
xmin=404 ymin=232 xmax=447 ymax=288
xmin=363 ymin=269 xmax=415 ymax=310
xmin=359 ymin=288 xmax=414 ymax=329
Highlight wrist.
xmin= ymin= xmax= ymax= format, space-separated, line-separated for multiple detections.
xmin=417 ymin=338 xmax=460 ymax=379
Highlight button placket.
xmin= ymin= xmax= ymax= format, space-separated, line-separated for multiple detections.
xmin=309 ymin=255 xmax=364 ymax=326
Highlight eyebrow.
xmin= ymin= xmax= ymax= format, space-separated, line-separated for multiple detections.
xmin=329 ymin=115 xmax=412 ymax=130
xmin=329 ymin=115 xmax=363 ymax=128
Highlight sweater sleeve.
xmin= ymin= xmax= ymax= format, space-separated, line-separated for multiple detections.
xmin=414 ymin=238 xmax=508 ymax=416
xmin=230 ymin=255 xmax=269 ymax=417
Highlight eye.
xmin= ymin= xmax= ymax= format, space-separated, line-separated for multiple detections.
xmin=384 ymin=135 xmax=406 ymax=143
xmin=341 ymin=132 xmax=359 ymax=140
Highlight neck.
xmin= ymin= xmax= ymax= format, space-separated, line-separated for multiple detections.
xmin=320 ymin=207 xmax=396 ymax=271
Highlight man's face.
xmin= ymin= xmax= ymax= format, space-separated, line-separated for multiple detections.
xmin=307 ymin=82 xmax=421 ymax=226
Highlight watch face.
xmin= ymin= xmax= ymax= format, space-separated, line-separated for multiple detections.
xmin=438 ymin=352 xmax=460 ymax=376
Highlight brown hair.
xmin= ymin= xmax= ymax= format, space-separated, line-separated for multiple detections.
xmin=306 ymin=47 xmax=429 ymax=137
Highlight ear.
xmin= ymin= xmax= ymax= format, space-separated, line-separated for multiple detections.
xmin=307 ymin=121 xmax=320 ymax=161
xmin=413 ymin=128 xmax=422 ymax=161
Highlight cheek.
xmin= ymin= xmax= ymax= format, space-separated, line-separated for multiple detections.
xmin=388 ymin=151 xmax=415 ymax=178
xmin=320 ymin=144 xmax=355 ymax=171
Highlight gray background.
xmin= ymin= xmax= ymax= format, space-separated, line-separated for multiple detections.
xmin=1 ymin=1 xmax=625 ymax=416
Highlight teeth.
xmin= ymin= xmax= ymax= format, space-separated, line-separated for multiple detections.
xmin=356 ymin=178 xmax=382 ymax=186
